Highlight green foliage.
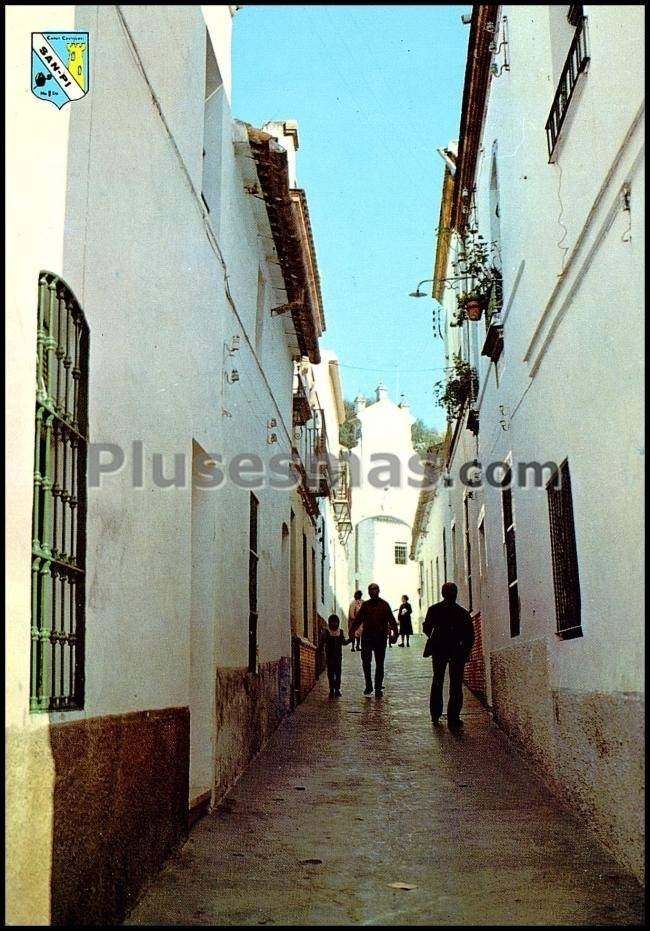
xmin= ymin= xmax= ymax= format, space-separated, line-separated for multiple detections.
xmin=339 ymin=399 xmax=359 ymax=449
xmin=433 ymin=354 xmax=478 ymax=421
xmin=411 ymin=419 xmax=444 ymax=458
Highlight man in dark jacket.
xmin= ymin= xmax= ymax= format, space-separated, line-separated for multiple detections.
xmin=350 ymin=583 xmax=398 ymax=698
xmin=422 ymin=582 xmax=475 ymax=727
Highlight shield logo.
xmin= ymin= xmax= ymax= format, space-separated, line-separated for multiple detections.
xmin=31 ymin=32 xmax=89 ymax=109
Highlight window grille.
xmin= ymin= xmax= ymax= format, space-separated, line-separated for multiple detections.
xmin=547 ymin=460 xmax=582 ymax=639
xmin=464 ymin=497 xmax=473 ymax=612
xmin=394 ymin=542 xmax=408 ymax=565
xmin=248 ymin=493 xmax=259 ymax=672
xmin=302 ymin=532 xmax=308 ymax=638
xmin=442 ymin=527 xmax=448 ymax=582
xmin=451 ymin=524 xmax=458 ymax=582
xmin=311 ymin=546 xmax=317 ymax=641
xmin=31 ymin=272 xmax=89 ymax=712
xmin=501 ymin=466 xmax=520 ymax=637
xmin=545 ymin=16 xmax=589 ymax=158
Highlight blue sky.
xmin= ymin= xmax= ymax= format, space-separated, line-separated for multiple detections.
xmin=232 ymin=5 xmax=470 ymax=429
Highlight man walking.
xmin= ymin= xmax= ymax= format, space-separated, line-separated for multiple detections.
xmin=350 ymin=583 xmax=398 ymax=698
xmin=423 ymin=582 xmax=475 ymax=727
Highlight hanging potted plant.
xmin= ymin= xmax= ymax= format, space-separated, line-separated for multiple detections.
xmin=457 ymin=289 xmax=488 ymax=322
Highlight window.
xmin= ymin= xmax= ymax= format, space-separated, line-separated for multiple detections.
xmin=319 ymin=523 xmax=325 ymax=605
xmin=255 ymin=268 xmax=266 ymax=351
xmin=302 ymin=532 xmax=308 ymax=638
xmin=311 ymin=546 xmax=317 ymax=641
xmin=478 ymin=517 xmax=488 ymax=579
xmin=248 ymin=493 xmax=259 ymax=672
xmin=501 ymin=466 xmax=520 ymax=637
xmin=202 ymin=31 xmax=224 ymax=216
xmin=442 ymin=527 xmax=448 ymax=582
xmin=451 ymin=522 xmax=458 ymax=582
xmin=435 ymin=556 xmax=440 ymax=601
xmin=32 ymin=272 xmax=89 ymax=711
xmin=545 ymin=9 xmax=589 ymax=158
xmin=547 ymin=460 xmax=582 ymax=639
xmin=394 ymin=542 xmax=407 ymax=565
xmin=464 ymin=496 xmax=473 ymax=612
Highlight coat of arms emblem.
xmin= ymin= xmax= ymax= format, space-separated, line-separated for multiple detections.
xmin=31 ymin=32 xmax=89 ymax=109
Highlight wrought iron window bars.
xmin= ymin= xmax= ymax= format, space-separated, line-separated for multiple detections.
xmin=545 ymin=16 xmax=589 ymax=159
xmin=32 ymin=273 xmax=89 ymax=712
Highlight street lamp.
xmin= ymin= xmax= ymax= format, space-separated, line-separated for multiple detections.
xmin=409 ymin=278 xmax=435 ymax=299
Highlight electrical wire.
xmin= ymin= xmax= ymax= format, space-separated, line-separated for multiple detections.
xmin=115 ymin=5 xmax=296 ymax=452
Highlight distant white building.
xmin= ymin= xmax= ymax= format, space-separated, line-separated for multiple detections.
xmin=349 ymin=385 xmax=420 ymax=626
xmin=413 ymin=3 xmax=644 ymax=883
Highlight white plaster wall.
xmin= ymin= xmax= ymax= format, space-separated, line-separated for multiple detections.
xmin=350 ymin=390 xmax=421 ymax=528
xmin=310 ymin=350 xmax=351 ymax=622
xmin=422 ymin=5 xmax=644 ymax=700
xmin=8 ymin=5 xmax=304 ymax=729
xmin=353 ymin=517 xmax=419 ymax=620
xmin=6 ymin=5 xmax=76 ymax=734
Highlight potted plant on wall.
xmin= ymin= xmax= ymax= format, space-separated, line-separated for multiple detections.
xmin=433 ymin=354 xmax=479 ymax=422
xmin=451 ymin=233 xmax=502 ymax=323
xmin=457 ymin=289 xmax=488 ymax=321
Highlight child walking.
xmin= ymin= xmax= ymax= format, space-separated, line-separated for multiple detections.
xmin=320 ymin=614 xmax=350 ymax=698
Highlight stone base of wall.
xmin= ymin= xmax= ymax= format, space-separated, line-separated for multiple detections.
xmin=213 ymin=657 xmax=291 ymax=802
xmin=464 ymin=611 xmax=487 ymax=700
xmin=491 ymin=640 xmax=644 ymax=884
xmin=6 ymin=706 xmax=189 ymax=926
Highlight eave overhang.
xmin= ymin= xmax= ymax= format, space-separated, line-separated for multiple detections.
xmin=451 ymin=4 xmax=499 ymax=233
xmin=245 ymin=124 xmax=321 ymax=364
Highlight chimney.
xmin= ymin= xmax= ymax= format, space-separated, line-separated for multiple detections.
xmin=262 ymin=119 xmax=300 ymax=187
xmin=375 ymin=383 xmax=388 ymax=402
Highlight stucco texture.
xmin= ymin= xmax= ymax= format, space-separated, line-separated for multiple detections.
xmin=6 ymin=707 xmax=189 ymax=926
xmin=214 ymin=658 xmax=292 ymax=801
xmin=491 ymin=639 xmax=644 ymax=883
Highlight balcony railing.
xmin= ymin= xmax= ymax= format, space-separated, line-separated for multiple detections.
xmin=291 ymin=408 xmax=333 ymax=507
xmin=332 ymin=458 xmax=352 ymax=543
xmin=292 ymin=367 xmax=312 ymax=426
xmin=545 ymin=17 xmax=589 ymax=158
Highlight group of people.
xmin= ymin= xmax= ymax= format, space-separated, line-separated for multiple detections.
xmin=319 ymin=581 xmax=474 ymax=728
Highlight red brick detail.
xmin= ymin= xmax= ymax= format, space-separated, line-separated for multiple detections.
xmin=296 ymin=640 xmax=317 ymax=703
xmin=464 ymin=611 xmax=486 ymax=699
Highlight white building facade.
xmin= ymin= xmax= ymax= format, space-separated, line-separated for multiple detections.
xmin=349 ymin=386 xmax=421 ymax=626
xmin=7 ymin=6 xmax=335 ymax=923
xmin=413 ymin=4 xmax=644 ymax=882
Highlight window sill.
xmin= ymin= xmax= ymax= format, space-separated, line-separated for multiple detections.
xmin=556 ymin=625 xmax=583 ymax=641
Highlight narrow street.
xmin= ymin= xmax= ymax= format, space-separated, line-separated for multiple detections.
xmin=127 ymin=640 xmax=644 ymax=927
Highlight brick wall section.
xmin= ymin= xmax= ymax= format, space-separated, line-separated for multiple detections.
xmin=298 ymin=642 xmax=317 ymax=702
xmin=292 ymin=636 xmax=318 ymax=704
xmin=464 ymin=611 xmax=486 ymax=700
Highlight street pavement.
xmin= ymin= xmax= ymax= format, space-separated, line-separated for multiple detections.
xmin=126 ymin=636 xmax=644 ymax=926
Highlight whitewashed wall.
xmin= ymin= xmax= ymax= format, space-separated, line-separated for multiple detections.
xmin=473 ymin=4 xmax=645 ymax=694
xmin=9 ymin=5 xmax=301 ymax=732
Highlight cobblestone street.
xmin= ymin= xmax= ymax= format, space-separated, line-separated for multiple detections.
xmin=126 ymin=639 xmax=644 ymax=926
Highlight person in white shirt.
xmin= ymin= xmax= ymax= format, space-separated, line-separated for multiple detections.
xmin=347 ymin=590 xmax=363 ymax=652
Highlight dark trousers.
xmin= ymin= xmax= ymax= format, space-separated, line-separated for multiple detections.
xmin=327 ymin=658 xmax=342 ymax=693
xmin=430 ymin=657 xmax=465 ymax=721
xmin=361 ymin=635 xmax=387 ymax=692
